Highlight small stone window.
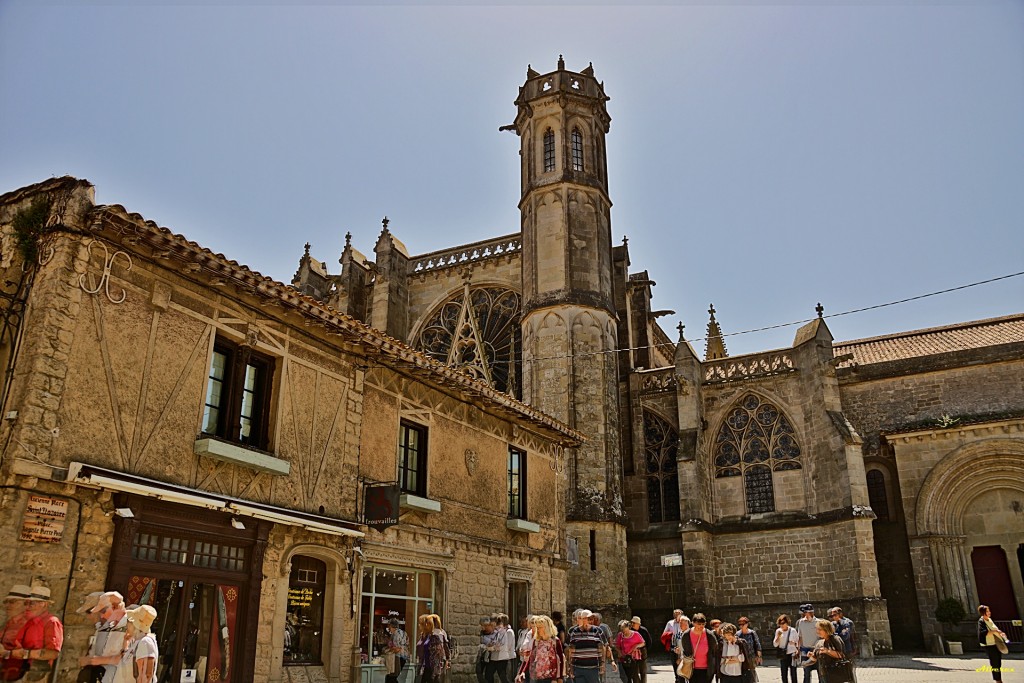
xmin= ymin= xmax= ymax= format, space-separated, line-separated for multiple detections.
xmin=571 ymin=128 xmax=584 ymax=171
xmin=714 ymin=394 xmax=802 ymax=514
xmin=508 ymin=447 xmax=527 ymax=519
xmin=543 ymin=129 xmax=555 ymax=172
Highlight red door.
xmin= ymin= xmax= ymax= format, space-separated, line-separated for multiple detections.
xmin=972 ymin=546 xmax=1021 ymax=619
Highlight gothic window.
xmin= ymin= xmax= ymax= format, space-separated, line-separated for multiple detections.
xmin=571 ymin=128 xmax=584 ymax=171
xmin=643 ymin=411 xmax=680 ymax=523
xmin=543 ymin=129 xmax=555 ymax=172
xmin=866 ymin=469 xmax=890 ymax=521
xmin=714 ymin=394 xmax=801 ymax=514
xmin=415 ymin=286 xmax=522 ymax=398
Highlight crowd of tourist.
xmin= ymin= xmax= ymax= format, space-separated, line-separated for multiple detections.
xmin=0 ymin=583 xmax=158 ymax=683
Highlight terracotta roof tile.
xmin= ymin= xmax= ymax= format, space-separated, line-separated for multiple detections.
xmin=833 ymin=314 xmax=1024 ymax=367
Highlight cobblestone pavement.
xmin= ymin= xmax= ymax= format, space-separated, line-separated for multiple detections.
xmin=644 ymin=654 xmax=1022 ymax=682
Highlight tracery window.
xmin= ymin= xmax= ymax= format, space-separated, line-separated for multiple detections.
xmin=415 ymin=286 xmax=522 ymax=398
xmin=714 ymin=394 xmax=801 ymax=514
xmin=571 ymin=128 xmax=584 ymax=171
xmin=866 ymin=469 xmax=890 ymax=521
xmin=543 ymin=129 xmax=555 ymax=172
xmin=644 ymin=411 xmax=680 ymax=523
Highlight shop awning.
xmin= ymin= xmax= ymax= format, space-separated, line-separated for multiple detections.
xmin=68 ymin=462 xmax=365 ymax=538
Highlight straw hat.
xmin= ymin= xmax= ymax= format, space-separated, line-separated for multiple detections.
xmin=126 ymin=605 xmax=157 ymax=633
xmin=3 ymin=585 xmax=31 ymax=602
xmin=76 ymin=591 xmax=105 ymax=614
xmin=27 ymin=585 xmax=53 ymax=602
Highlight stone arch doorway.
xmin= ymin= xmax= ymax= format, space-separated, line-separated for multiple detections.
xmin=915 ymin=439 xmax=1024 ymax=633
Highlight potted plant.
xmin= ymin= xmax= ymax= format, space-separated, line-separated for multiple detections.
xmin=935 ymin=597 xmax=967 ymax=654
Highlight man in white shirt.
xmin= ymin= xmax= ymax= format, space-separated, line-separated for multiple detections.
xmin=795 ymin=604 xmax=819 ymax=683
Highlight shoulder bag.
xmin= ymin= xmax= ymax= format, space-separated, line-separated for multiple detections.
xmin=818 ymin=636 xmax=853 ymax=683
xmin=676 ymin=632 xmax=701 ymax=681
xmin=776 ymin=628 xmax=792 ymax=657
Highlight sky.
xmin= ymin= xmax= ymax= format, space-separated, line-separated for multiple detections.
xmin=2 ymin=1 xmax=1022 ymax=356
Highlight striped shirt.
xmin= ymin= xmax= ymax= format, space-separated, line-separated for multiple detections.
xmin=566 ymin=625 xmax=608 ymax=668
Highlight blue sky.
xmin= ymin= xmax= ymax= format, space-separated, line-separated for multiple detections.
xmin=2 ymin=2 xmax=1021 ymax=356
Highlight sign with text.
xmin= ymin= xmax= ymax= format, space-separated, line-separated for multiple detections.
xmin=661 ymin=553 xmax=683 ymax=567
xmin=20 ymin=495 xmax=68 ymax=544
xmin=364 ymin=484 xmax=400 ymax=532
xmin=288 ymin=587 xmax=315 ymax=608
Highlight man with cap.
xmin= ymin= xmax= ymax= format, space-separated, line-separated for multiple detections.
xmin=74 ymin=592 xmax=106 ymax=683
xmin=629 ymin=617 xmax=651 ymax=683
xmin=794 ymin=605 xmax=819 ymax=683
xmin=84 ymin=592 xmax=129 ymax=683
xmin=9 ymin=584 xmax=63 ymax=681
xmin=567 ymin=609 xmax=614 ymax=683
xmin=1 ymin=584 xmax=32 ymax=681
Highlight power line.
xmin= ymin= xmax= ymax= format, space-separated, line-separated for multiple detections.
xmin=520 ymin=269 xmax=1024 ymax=363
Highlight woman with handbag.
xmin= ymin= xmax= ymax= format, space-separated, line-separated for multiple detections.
xmin=805 ymin=620 xmax=852 ymax=683
xmin=977 ymin=604 xmax=1008 ymax=683
xmin=613 ymin=621 xmax=644 ymax=683
xmin=675 ymin=614 xmax=718 ymax=683
xmin=772 ymin=615 xmax=798 ymax=683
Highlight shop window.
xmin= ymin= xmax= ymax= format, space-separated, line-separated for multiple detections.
xmin=285 ymin=555 xmax=327 ymax=665
xmin=202 ymin=337 xmax=275 ymax=449
xmin=398 ymin=421 xmax=428 ymax=496
xmin=508 ymin=447 xmax=527 ymax=519
xmin=359 ymin=565 xmax=435 ymax=672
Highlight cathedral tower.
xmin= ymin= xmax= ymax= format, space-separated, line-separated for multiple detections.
xmin=514 ymin=57 xmax=628 ymax=613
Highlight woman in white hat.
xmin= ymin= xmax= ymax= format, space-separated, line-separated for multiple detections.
xmin=123 ymin=605 xmax=158 ymax=683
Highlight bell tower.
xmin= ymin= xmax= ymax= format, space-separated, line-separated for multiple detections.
xmin=515 ymin=57 xmax=627 ymax=614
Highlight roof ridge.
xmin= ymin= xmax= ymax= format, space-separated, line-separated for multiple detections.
xmin=834 ymin=312 xmax=1024 ymax=348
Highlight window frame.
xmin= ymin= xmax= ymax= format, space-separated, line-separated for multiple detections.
xmin=201 ymin=337 xmax=275 ymax=450
xmin=571 ymin=128 xmax=584 ymax=171
xmin=543 ymin=129 xmax=556 ymax=172
xmin=507 ymin=446 xmax=527 ymax=519
xmin=398 ymin=420 xmax=429 ymax=497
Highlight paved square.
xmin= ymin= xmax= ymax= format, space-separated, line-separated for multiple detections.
xmin=643 ymin=654 xmax=1022 ymax=682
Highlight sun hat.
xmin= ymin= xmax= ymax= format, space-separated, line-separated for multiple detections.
xmin=631 ymin=616 xmax=641 ymax=624
xmin=76 ymin=591 xmax=105 ymax=614
xmin=90 ymin=591 xmax=124 ymax=614
xmin=27 ymin=585 xmax=53 ymax=602
xmin=3 ymin=585 xmax=32 ymax=601
xmin=126 ymin=605 xmax=157 ymax=633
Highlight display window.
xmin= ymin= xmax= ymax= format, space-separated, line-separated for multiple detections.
xmin=359 ymin=565 xmax=436 ymax=683
xmin=284 ymin=555 xmax=327 ymax=665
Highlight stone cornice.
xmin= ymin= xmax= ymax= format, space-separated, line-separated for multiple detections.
xmin=885 ymin=417 xmax=1024 ymax=443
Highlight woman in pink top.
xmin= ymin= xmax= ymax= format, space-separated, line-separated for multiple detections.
xmin=613 ymin=620 xmax=645 ymax=683
xmin=677 ymin=614 xmax=719 ymax=683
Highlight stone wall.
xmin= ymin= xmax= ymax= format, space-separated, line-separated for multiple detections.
xmin=625 ymin=533 xmax=686 ymax=617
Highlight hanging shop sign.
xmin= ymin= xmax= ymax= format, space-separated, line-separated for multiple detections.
xmin=364 ymin=485 xmax=400 ymax=532
xmin=20 ymin=495 xmax=68 ymax=544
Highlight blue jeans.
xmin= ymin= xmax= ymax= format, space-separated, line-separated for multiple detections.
xmin=574 ymin=666 xmax=601 ymax=683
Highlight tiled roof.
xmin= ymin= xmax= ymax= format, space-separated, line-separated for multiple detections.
xmin=59 ymin=199 xmax=583 ymax=446
xmin=833 ymin=314 xmax=1024 ymax=367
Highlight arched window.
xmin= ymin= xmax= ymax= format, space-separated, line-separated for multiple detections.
xmin=866 ymin=469 xmax=890 ymax=521
xmin=415 ymin=286 xmax=522 ymax=398
xmin=543 ymin=129 xmax=555 ymax=172
xmin=644 ymin=411 xmax=680 ymax=523
xmin=571 ymin=128 xmax=584 ymax=171
xmin=714 ymin=394 xmax=801 ymax=514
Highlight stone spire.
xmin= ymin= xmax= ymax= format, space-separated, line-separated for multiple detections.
xmin=704 ymin=303 xmax=728 ymax=361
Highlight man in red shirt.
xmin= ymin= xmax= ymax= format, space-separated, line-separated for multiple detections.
xmin=10 ymin=585 xmax=63 ymax=681
xmin=1 ymin=584 xmax=32 ymax=681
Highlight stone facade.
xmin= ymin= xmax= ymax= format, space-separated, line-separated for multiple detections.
xmin=291 ymin=59 xmax=1023 ymax=656
xmin=0 ymin=177 xmax=578 ymax=683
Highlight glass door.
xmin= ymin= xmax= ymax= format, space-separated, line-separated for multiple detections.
xmin=132 ymin=576 xmax=241 ymax=683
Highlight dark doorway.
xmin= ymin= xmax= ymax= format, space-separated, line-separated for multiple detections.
xmin=972 ymin=546 xmax=1020 ymax=620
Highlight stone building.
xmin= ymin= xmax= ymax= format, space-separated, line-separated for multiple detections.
xmin=293 ymin=58 xmax=1024 ymax=653
xmin=0 ymin=176 xmax=581 ymax=683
